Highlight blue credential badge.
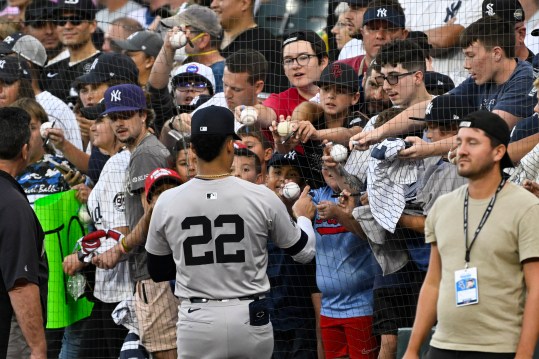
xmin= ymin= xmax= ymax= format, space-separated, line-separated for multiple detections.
xmin=455 ymin=267 xmax=479 ymax=307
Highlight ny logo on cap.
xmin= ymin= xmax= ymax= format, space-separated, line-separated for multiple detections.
xmin=0 ymin=60 xmax=6 ymax=69
xmin=110 ymin=89 xmax=121 ymax=102
xmin=485 ymin=3 xmax=495 ymax=16
xmin=425 ymin=101 xmax=433 ymax=115
xmin=377 ymin=8 xmax=387 ymax=17
xmin=3 ymin=36 xmax=14 ymax=44
xmin=331 ymin=63 xmax=342 ymax=79
xmin=284 ymin=150 xmax=298 ymax=160
xmin=200 ymin=126 xmax=208 ymax=132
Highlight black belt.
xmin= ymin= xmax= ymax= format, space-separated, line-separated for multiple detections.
xmin=189 ymin=294 xmax=266 ymax=303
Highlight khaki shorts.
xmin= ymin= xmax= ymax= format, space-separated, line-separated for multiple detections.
xmin=135 ymin=279 xmax=180 ymax=353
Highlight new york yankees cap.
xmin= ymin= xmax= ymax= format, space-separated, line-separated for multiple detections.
xmin=75 ymin=53 xmax=139 ymax=87
xmin=362 ymin=4 xmax=405 ymax=28
xmin=0 ymin=32 xmax=47 ymax=67
xmin=267 ymin=150 xmax=310 ymax=171
xmin=161 ymin=5 xmax=222 ymax=38
xmin=145 ymin=168 xmax=183 ymax=203
xmin=423 ymin=71 xmax=455 ymax=95
xmin=316 ymin=62 xmax=359 ymax=93
xmin=0 ymin=56 xmax=31 ymax=83
xmin=113 ymin=31 xmax=164 ymax=58
xmin=458 ymin=110 xmax=514 ymax=168
xmin=482 ymin=0 xmax=525 ymax=23
xmin=101 ymin=84 xmax=147 ymax=116
xmin=409 ymin=95 xmax=475 ymax=124
xmin=282 ymin=30 xmax=327 ymax=56
xmin=191 ymin=106 xmax=241 ymax=140
xmin=171 ymin=62 xmax=216 ymax=93
xmin=54 ymin=0 xmax=97 ymax=19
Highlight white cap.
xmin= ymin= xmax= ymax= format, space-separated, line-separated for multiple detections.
xmin=171 ymin=62 xmax=216 ymax=92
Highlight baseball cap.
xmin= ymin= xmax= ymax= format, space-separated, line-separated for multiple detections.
xmin=424 ymin=71 xmax=455 ymax=95
xmin=482 ymin=0 xmax=525 ymax=23
xmin=267 ymin=150 xmax=311 ymax=170
xmin=0 ymin=56 xmax=31 ymax=82
xmin=80 ymin=101 xmax=106 ymax=120
xmin=54 ymin=0 xmax=97 ymax=19
xmin=410 ymin=95 xmax=475 ymax=123
xmin=25 ymin=0 xmax=55 ymax=22
xmin=362 ymin=5 xmax=405 ymax=28
xmin=191 ymin=106 xmax=241 ymax=140
xmin=113 ymin=31 xmax=164 ymax=58
xmin=282 ymin=30 xmax=327 ymax=56
xmin=458 ymin=110 xmax=514 ymax=168
xmin=316 ymin=62 xmax=359 ymax=93
xmin=75 ymin=53 xmax=139 ymax=87
xmin=0 ymin=32 xmax=47 ymax=67
xmin=101 ymin=84 xmax=147 ymax=116
xmin=171 ymin=62 xmax=216 ymax=93
xmin=161 ymin=5 xmax=222 ymax=38
xmin=145 ymin=168 xmax=183 ymax=202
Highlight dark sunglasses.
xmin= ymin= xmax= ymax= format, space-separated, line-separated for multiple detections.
xmin=107 ymin=111 xmax=139 ymax=121
xmin=57 ymin=16 xmax=84 ymax=27
xmin=375 ymin=71 xmax=418 ymax=86
xmin=175 ymin=82 xmax=208 ymax=93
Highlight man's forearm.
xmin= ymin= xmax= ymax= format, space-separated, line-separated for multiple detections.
xmin=9 ymin=283 xmax=46 ymax=357
xmin=424 ymin=24 xmax=464 ymax=49
xmin=254 ymin=104 xmax=277 ymax=128
xmin=149 ymin=45 xmax=176 ymax=90
xmin=336 ymin=164 xmax=364 ymax=193
xmin=123 ymin=210 xmax=152 ymax=250
xmin=515 ymin=260 xmax=539 ymax=357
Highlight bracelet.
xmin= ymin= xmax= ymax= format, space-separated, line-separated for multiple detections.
xmin=120 ymin=237 xmax=131 ymax=254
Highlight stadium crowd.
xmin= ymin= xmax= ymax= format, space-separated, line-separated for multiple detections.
xmin=0 ymin=0 xmax=539 ymax=358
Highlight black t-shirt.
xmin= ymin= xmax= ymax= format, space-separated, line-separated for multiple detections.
xmin=42 ymin=52 xmax=101 ymax=105
xmin=0 ymin=170 xmax=48 ymax=337
xmin=220 ymin=27 xmax=288 ymax=94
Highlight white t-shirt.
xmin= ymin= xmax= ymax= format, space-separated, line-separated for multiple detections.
xmin=95 ymin=1 xmax=144 ymax=33
xmin=338 ymin=38 xmax=365 ymax=60
xmin=87 ymin=149 xmax=133 ymax=303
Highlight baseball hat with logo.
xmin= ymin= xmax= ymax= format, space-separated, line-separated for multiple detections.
xmin=145 ymin=168 xmax=183 ymax=202
xmin=267 ymin=150 xmax=311 ymax=170
xmin=410 ymin=95 xmax=475 ymax=123
xmin=75 ymin=53 xmax=139 ymax=87
xmin=0 ymin=56 xmax=31 ymax=82
xmin=316 ymin=62 xmax=359 ymax=93
xmin=482 ymin=0 xmax=525 ymax=23
xmin=0 ymin=32 xmax=47 ymax=67
xmin=424 ymin=71 xmax=455 ymax=95
xmin=113 ymin=31 xmax=164 ymax=58
xmin=191 ymin=106 xmax=241 ymax=140
xmin=171 ymin=62 xmax=216 ymax=94
xmin=458 ymin=110 xmax=514 ymax=168
xmin=101 ymin=84 xmax=147 ymax=116
xmin=161 ymin=5 xmax=222 ymax=38
xmin=282 ymin=30 xmax=327 ymax=56
xmin=362 ymin=4 xmax=405 ymax=28
xmin=54 ymin=0 xmax=97 ymax=19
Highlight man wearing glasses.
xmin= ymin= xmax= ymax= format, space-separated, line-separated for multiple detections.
xmin=42 ymin=0 xmax=100 ymax=105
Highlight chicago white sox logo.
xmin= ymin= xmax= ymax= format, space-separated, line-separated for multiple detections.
xmin=377 ymin=8 xmax=387 ymax=17
xmin=0 ymin=60 xmax=6 ymax=69
xmin=110 ymin=90 xmax=121 ymax=102
xmin=485 ymin=3 xmax=495 ymax=16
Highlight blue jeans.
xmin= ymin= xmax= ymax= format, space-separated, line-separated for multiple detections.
xmin=58 ymin=318 xmax=88 ymax=359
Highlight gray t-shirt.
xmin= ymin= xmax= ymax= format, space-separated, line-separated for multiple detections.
xmin=146 ymin=176 xmax=303 ymax=299
xmin=126 ymin=134 xmax=170 ymax=281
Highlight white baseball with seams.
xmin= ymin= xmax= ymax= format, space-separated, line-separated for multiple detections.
xmin=330 ymin=144 xmax=348 ymax=163
xmin=282 ymin=182 xmax=301 ymax=200
xmin=240 ymin=107 xmax=258 ymax=125
xmin=277 ymin=121 xmax=293 ymax=137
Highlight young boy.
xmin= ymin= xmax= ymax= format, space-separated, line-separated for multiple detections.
xmin=237 ymin=125 xmax=273 ymax=180
xmin=231 ymin=144 xmax=264 ymax=184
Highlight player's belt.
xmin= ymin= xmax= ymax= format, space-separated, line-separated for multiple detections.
xmin=189 ymin=294 xmax=266 ymax=303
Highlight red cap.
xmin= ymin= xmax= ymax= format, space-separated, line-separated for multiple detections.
xmin=145 ymin=168 xmax=183 ymax=203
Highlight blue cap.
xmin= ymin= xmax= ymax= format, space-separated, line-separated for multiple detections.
xmin=101 ymin=84 xmax=146 ymax=116
xmin=362 ymin=5 xmax=405 ymax=28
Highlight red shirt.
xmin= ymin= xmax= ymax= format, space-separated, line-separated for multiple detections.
xmin=263 ymin=87 xmax=309 ymax=120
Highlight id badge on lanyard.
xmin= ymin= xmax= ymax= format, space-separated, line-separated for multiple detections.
xmin=455 ymin=266 xmax=478 ymax=306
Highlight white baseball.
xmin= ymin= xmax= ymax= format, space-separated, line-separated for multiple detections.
xmin=277 ymin=121 xmax=293 ymax=137
xmin=330 ymin=144 xmax=348 ymax=163
xmin=40 ymin=121 xmax=53 ymax=139
xmin=169 ymin=31 xmax=188 ymax=49
xmin=240 ymin=107 xmax=258 ymax=125
xmin=78 ymin=205 xmax=92 ymax=225
xmin=282 ymin=182 xmax=301 ymax=200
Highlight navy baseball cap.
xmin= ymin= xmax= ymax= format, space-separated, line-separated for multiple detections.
xmin=482 ymin=0 xmax=525 ymax=23
xmin=80 ymin=101 xmax=106 ymax=120
xmin=410 ymin=95 xmax=475 ymax=123
xmin=317 ymin=62 xmax=359 ymax=93
xmin=267 ymin=150 xmax=310 ymax=170
xmin=282 ymin=30 xmax=327 ymax=56
xmin=54 ymin=0 xmax=97 ymax=19
xmin=191 ymin=106 xmax=241 ymax=140
xmin=25 ymin=0 xmax=55 ymax=22
xmin=362 ymin=5 xmax=405 ymax=28
xmin=424 ymin=71 xmax=455 ymax=95
xmin=0 ymin=56 xmax=31 ymax=82
xmin=113 ymin=31 xmax=164 ymax=58
xmin=458 ymin=110 xmax=514 ymax=169
xmin=101 ymin=84 xmax=147 ymax=116
xmin=75 ymin=53 xmax=139 ymax=87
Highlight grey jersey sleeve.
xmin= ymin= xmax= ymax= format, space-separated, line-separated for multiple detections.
xmin=292 ymin=216 xmax=316 ymax=263
xmin=145 ymin=198 xmax=172 ymax=256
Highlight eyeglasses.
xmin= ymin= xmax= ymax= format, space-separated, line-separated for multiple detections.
xmin=375 ymin=71 xmax=417 ymax=86
xmin=57 ymin=16 xmax=84 ymax=27
xmin=175 ymin=82 xmax=208 ymax=93
xmin=107 ymin=111 xmax=139 ymax=121
xmin=283 ymin=54 xmax=317 ymax=67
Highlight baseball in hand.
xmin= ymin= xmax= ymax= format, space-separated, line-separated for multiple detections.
xmin=277 ymin=121 xmax=293 ymax=137
xmin=40 ymin=121 xmax=54 ymax=139
xmin=170 ymin=31 xmax=188 ymax=49
xmin=240 ymin=107 xmax=258 ymax=125
xmin=78 ymin=205 xmax=92 ymax=225
xmin=330 ymin=144 xmax=348 ymax=163
xmin=282 ymin=182 xmax=301 ymax=200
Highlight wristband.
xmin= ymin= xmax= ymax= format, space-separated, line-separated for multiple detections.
xmin=120 ymin=237 xmax=131 ymax=253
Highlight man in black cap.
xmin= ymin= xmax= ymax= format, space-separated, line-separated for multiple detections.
xmin=42 ymin=0 xmax=100 ymax=105
xmin=404 ymin=110 xmax=539 ymax=359
xmin=22 ymin=0 xmax=63 ymax=61
xmin=145 ymin=105 xmax=316 ymax=359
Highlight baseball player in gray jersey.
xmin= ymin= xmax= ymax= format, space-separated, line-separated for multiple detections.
xmin=145 ymin=106 xmax=317 ymax=359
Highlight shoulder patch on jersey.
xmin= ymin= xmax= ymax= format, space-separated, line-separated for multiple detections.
xmin=113 ymin=192 xmax=125 ymax=212
xmin=206 ymin=192 xmax=217 ymax=200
